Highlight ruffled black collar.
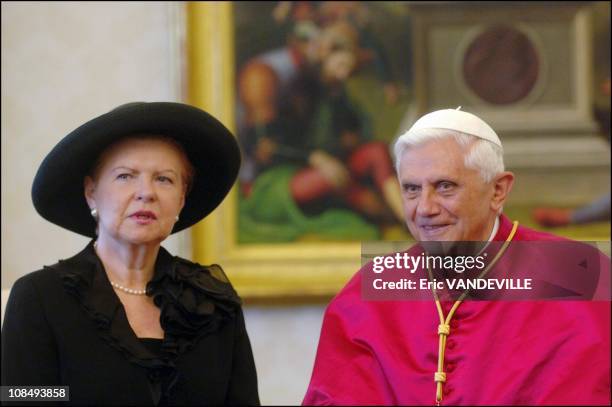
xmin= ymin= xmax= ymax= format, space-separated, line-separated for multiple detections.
xmin=52 ymin=240 xmax=242 ymax=405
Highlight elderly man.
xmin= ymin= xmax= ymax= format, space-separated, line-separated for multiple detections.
xmin=303 ymin=109 xmax=610 ymax=405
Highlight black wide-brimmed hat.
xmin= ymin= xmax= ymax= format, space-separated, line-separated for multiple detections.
xmin=32 ymin=102 xmax=241 ymax=237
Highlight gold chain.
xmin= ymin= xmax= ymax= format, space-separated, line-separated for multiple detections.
xmin=428 ymin=221 xmax=519 ymax=405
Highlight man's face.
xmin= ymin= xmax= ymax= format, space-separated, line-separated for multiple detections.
xmin=398 ymin=137 xmax=496 ymax=242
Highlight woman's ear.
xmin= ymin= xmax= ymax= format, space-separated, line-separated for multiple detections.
xmin=180 ymin=189 xmax=186 ymax=211
xmin=491 ymin=171 xmax=515 ymax=213
xmin=84 ymin=176 xmax=96 ymax=209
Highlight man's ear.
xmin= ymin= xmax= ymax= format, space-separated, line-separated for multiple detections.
xmin=491 ymin=171 xmax=514 ymax=212
xmin=84 ymin=176 xmax=96 ymax=209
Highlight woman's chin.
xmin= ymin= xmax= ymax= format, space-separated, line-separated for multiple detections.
xmin=108 ymin=230 xmax=168 ymax=247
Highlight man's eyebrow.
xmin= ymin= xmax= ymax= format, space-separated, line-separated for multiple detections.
xmin=401 ymin=181 xmax=420 ymax=189
xmin=400 ymin=178 xmax=459 ymax=186
xmin=435 ymin=179 xmax=458 ymax=185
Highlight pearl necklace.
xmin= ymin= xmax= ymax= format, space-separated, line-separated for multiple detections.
xmin=93 ymin=241 xmax=148 ymax=295
xmin=109 ymin=280 xmax=147 ymax=295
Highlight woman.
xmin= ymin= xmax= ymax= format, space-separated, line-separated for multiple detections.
xmin=1 ymin=102 xmax=260 ymax=405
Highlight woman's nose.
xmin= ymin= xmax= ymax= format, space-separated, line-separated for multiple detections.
xmin=135 ymin=178 xmax=155 ymax=202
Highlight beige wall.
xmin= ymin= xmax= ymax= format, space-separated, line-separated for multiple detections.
xmin=1 ymin=2 xmax=324 ymax=404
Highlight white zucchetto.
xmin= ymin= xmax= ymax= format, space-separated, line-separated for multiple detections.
xmin=400 ymin=107 xmax=502 ymax=147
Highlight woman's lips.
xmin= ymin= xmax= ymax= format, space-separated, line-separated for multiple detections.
xmin=130 ymin=210 xmax=157 ymax=218
xmin=130 ymin=211 xmax=157 ymax=224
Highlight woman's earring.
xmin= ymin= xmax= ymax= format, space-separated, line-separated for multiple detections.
xmin=90 ymin=208 xmax=98 ymax=221
xmin=175 ymin=215 xmax=180 ymax=222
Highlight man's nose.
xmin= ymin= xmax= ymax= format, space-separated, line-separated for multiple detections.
xmin=416 ymin=189 xmax=440 ymax=217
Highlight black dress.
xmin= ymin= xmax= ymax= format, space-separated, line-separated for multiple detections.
xmin=1 ymin=241 xmax=260 ymax=406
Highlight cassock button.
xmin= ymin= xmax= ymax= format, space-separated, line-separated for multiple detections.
xmin=443 ymin=386 xmax=453 ymax=396
xmin=450 ymin=320 xmax=459 ymax=329
xmin=446 ymin=361 xmax=456 ymax=372
xmin=446 ymin=339 xmax=456 ymax=350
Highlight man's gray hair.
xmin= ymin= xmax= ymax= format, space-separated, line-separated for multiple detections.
xmin=393 ymin=128 xmax=505 ymax=183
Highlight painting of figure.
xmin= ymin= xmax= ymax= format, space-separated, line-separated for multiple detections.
xmin=235 ymin=1 xmax=413 ymax=243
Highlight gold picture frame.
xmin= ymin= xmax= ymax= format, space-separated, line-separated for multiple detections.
xmin=187 ymin=2 xmax=370 ymax=301
xmin=185 ymin=2 xmax=610 ymax=301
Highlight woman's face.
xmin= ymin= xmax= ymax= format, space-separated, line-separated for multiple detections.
xmin=84 ymin=137 xmax=188 ymax=247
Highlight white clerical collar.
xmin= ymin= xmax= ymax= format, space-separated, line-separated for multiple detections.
xmin=475 ymin=216 xmax=500 ymax=256
xmin=487 ymin=216 xmax=500 ymax=243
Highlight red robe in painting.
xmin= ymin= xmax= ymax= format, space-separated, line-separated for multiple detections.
xmin=303 ymin=214 xmax=611 ymax=405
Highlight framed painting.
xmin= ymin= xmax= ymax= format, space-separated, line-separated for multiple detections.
xmin=187 ymin=2 xmax=415 ymax=300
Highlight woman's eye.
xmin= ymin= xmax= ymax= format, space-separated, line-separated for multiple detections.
xmin=157 ymin=176 xmax=174 ymax=184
